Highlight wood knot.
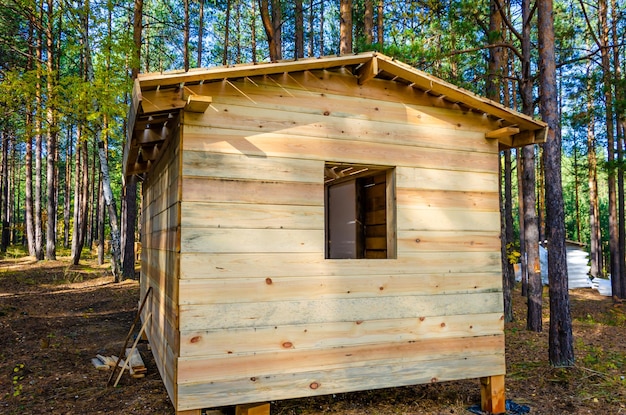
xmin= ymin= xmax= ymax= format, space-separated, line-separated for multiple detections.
xmin=190 ymin=336 xmax=201 ymax=343
xmin=265 ymin=277 xmax=273 ymax=285
xmin=250 ymin=377 xmax=257 ymax=382
xmin=309 ymin=382 xmax=320 ymax=389
xmin=323 ymin=110 xmax=330 ymax=116
xmin=430 ymin=377 xmax=438 ymax=383
xmin=355 ymin=320 xmax=363 ymax=325
xmin=379 ymin=286 xmax=384 ymax=291
xmin=500 ymin=315 xmax=505 ymax=320
xmin=415 ymin=238 xmax=421 ymax=243
xmin=440 ymin=322 xmax=446 ymax=328
xmin=282 ymin=341 xmax=293 ymax=349
xmin=419 ymin=317 xmax=425 ymax=322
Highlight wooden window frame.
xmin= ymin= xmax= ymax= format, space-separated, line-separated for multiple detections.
xmin=324 ymin=163 xmax=396 ymax=259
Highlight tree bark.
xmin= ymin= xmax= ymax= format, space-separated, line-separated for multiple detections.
xmin=197 ymin=0 xmax=204 ymax=67
xmin=364 ymin=0 xmax=373 ymax=46
xmin=131 ymin=0 xmax=143 ymax=79
xmin=1 ymin=132 xmax=9 ymax=251
xmin=183 ymin=0 xmax=189 ymax=71
xmin=98 ymin=141 xmax=122 ymax=281
xmin=122 ymin=176 xmax=137 ymax=279
xmin=523 ymin=145 xmax=542 ymax=332
xmin=538 ymin=0 xmax=574 ymax=367
xmin=45 ymin=0 xmax=57 ymax=260
xmin=34 ymin=4 xmax=44 ymax=260
xmin=295 ymin=0 xmax=304 ymax=58
xmin=586 ymin=73 xmax=601 ymax=278
xmin=597 ymin=0 xmax=621 ymax=298
xmin=377 ymin=0 xmax=383 ymax=48
xmin=340 ymin=0 xmax=352 ymax=54
xmin=259 ymin=0 xmax=280 ymax=61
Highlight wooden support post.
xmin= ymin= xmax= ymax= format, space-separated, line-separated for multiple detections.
xmin=480 ymin=375 xmax=505 ymax=414
xmin=175 ymin=410 xmax=202 ymax=415
xmin=235 ymin=402 xmax=270 ymax=415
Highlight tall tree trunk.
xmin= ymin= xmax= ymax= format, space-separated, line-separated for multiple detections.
xmin=339 ymin=0 xmax=352 ymax=54
xmin=377 ymin=0 xmax=383 ymax=48
xmin=71 ymin=131 xmax=81 ymax=261
xmin=573 ymin=145 xmax=581 ymax=241
xmin=500 ymin=151 xmax=514 ymax=322
xmin=523 ymin=145 xmax=541 ymax=332
xmin=611 ymin=0 xmax=625 ymax=296
xmin=25 ymin=115 xmax=35 ymax=256
xmin=259 ymin=0 xmax=281 ymax=61
xmin=295 ymin=0 xmax=304 ymax=58
xmin=34 ymin=3 xmax=44 ymax=260
xmin=364 ymin=0 xmax=373 ymax=46
xmin=271 ymin=0 xmax=281 ymax=59
xmin=25 ymin=9 xmax=36 ymax=256
xmin=587 ymin=76 xmax=601 ymax=278
xmin=251 ymin=0 xmax=257 ymax=63
xmin=132 ymin=0 xmax=143 ymax=79
xmin=197 ymin=0 xmax=204 ymax=67
xmin=538 ymin=0 xmax=574 ymax=367
xmin=1 ymin=132 xmax=9 ymax=251
xmin=122 ymin=176 xmax=137 ymax=279
xmin=597 ymin=0 xmax=621 ymax=298
xmin=97 ymin=177 xmax=105 ymax=265
xmin=308 ymin=0 xmax=314 ymax=56
xmin=225 ymin=0 xmax=232 ymax=64
xmin=319 ymin=0 xmax=325 ymax=55
xmin=183 ymin=0 xmax=190 ymax=71
xmin=521 ymin=0 xmax=541 ymax=331
xmin=72 ymin=140 xmax=89 ymax=266
xmin=63 ymin=126 xmax=73 ymax=248
xmin=98 ymin=141 xmax=122 ymax=280
xmin=45 ymin=0 xmax=57 ymax=260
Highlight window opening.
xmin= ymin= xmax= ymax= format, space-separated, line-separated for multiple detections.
xmin=325 ymin=163 xmax=396 ymax=259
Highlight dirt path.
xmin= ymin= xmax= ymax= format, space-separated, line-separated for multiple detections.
xmin=1 ymin=257 xmax=624 ymax=414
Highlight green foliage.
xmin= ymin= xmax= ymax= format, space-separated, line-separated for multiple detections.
xmin=12 ymin=363 xmax=25 ymax=397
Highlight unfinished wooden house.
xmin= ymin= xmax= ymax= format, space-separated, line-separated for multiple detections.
xmin=123 ymin=52 xmax=547 ymax=415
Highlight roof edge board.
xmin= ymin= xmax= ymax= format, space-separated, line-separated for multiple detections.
xmin=373 ymin=55 xmax=547 ymax=133
xmin=138 ymin=53 xmax=376 ymax=90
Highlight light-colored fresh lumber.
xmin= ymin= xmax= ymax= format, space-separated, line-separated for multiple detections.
xmin=180 ymin=228 xmax=324 ymax=253
xmin=184 ymin=95 xmax=212 ymax=113
xmin=178 ymin=291 xmax=504 ymax=331
xmin=180 ymin=202 xmax=324 ymax=230
xmin=176 ymin=353 xmax=505 ymax=411
xmin=181 ymin=128 xmax=499 ymax=174
xmin=395 ymin=166 xmax=498 ymax=192
xmin=480 ymin=374 xmax=506 ymax=414
xmin=397 ymin=209 xmax=501 ymax=232
xmin=178 ymin=312 xmax=504 ymax=357
xmin=235 ymin=403 xmax=270 ymax=415
xmin=182 ymin=151 xmax=323 ymax=182
xmin=485 ymin=126 xmax=520 ymax=139
xmin=179 ymin=251 xmax=502 ymax=279
xmin=178 ymin=273 xmax=502 ymax=305
xmin=181 ymin=177 xmax=323 ymax=205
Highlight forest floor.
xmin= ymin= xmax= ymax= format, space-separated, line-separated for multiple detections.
xmin=1 ymin=255 xmax=626 ymax=415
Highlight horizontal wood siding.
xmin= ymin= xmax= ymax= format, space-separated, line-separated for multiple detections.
xmin=140 ymin=127 xmax=181 ymax=408
xmin=174 ymin=69 xmax=504 ymax=410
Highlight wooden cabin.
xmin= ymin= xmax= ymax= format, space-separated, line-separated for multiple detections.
xmin=124 ymin=52 xmax=547 ymax=415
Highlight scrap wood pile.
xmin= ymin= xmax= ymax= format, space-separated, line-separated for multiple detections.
xmin=91 ymin=348 xmax=147 ymax=378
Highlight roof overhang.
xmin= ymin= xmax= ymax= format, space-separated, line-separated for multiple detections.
xmin=124 ymin=52 xmax=547 ymax=177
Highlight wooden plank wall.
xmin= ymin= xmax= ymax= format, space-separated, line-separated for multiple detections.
xmin=140 ymin=124 xmax=181 ymax=406
xmin=170 ymin=68 xmax=505 ymax=411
